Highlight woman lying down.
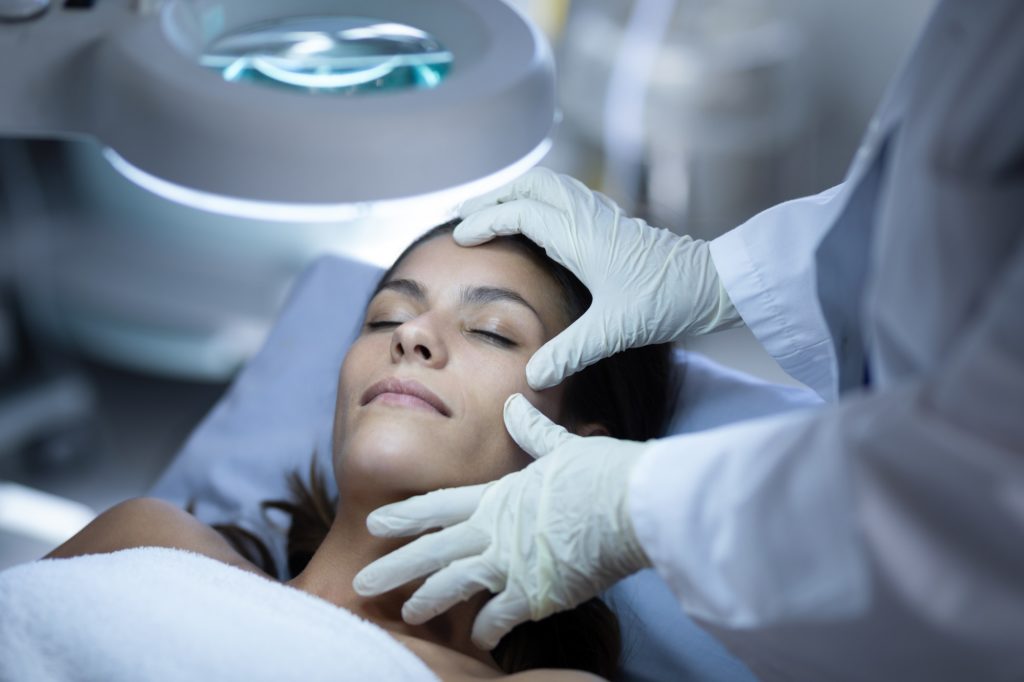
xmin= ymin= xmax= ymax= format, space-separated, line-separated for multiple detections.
xmin=0 ymin=223 xmax=678 ymax=681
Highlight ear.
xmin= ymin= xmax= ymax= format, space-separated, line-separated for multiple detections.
xmin=574 ymin=422 xmax=610 ymax=438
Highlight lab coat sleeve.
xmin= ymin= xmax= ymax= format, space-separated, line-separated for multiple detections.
xmin=629 ymin=231 xmax=1024 ymax=642
xmin=709 ymin=185 xmax=845 ymax=399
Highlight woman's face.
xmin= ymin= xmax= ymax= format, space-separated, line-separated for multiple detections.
xmin=333 ymin=235 xmax=571 ymax=505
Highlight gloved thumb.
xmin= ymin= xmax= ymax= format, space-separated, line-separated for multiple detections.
xmin=525 ymin=307 xmax=617 ymax=390
xmin=366 ymin=484 xmax=488 ymax=537
xmin=503 ymin=394 xmax=575 ymax=459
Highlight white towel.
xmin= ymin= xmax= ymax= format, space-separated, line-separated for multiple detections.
xmin=0 ymin=547 xmax=440 ymax=681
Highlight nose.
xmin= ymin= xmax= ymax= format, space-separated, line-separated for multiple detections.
xmin=390 ymin=317 xmax=448 ymax=368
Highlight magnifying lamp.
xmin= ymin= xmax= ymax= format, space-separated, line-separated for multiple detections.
xmin=0 ymin=0 xmax=555 ymax=222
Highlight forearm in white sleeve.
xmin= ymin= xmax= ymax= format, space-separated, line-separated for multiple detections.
xmin=710 ymin=185 xmax=846 ymax=399
xmin=628 ymin=231 xmax=1024 ymax=653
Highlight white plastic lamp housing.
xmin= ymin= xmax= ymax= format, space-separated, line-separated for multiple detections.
xmin=0 ymin=0 xmax=555 ymax=221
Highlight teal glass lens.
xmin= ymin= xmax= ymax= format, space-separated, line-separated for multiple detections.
xmin=200 ymin=16 xmax=452 ymax=94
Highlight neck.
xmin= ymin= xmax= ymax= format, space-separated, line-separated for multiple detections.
xmin=286 ymin=498 xmax=497 ymax=670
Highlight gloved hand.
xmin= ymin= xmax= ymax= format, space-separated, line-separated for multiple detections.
xmin=352 ymin=393 xmax=653 ymax=650
xmin=455 ymin=167 xmax=740 ymax=390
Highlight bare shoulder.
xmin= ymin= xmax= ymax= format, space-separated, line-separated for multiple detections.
xmin=44 ymin=497 xmax=265 ymax=576
xmin=503 ymin=670 xmax=607 ymax=682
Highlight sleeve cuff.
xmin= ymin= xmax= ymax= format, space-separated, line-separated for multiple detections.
xmin=709 ymin=188 xmax=845 ymax=400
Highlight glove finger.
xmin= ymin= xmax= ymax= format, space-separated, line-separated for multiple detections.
xmin=471 ymin=589 xmax=532 ymax=651
xmin=503 ymin=393 xmax=574 ymax=459
xmin=401 ymin=556 xmax=503 ymax=625
xmin=366 ymin=484 xmax=489 ymax=537
xmin=453 ymin=200 xmax=566 ymax=248
xmin=456 ymin=167 xmax=561 ymax=218
xmin=526 ymin=307 xmax=619 ymax=390
xmin=457 ymin=185 xmax=514 ymax=219
xmin=352 ymin=524 xmax=486 ymax=597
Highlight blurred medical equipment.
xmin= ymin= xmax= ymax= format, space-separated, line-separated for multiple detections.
xmin=0 ymin=482 xmax=94 ymax=545
xmin=555 ymin=0 xmax=807 ymax=240
xmin=149 ymin=253 xmax=819 ymax=681
xmin=0 ymin=145 xmax=96 ymax=468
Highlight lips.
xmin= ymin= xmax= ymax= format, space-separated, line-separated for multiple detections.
xmin=360 ymin=378 xmax=452 ymax=417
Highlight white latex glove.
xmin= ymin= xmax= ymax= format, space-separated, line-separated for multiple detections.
xmin=456 ymin=167 xmax=740 ymax=390
xmin=352 ymin=393 xmax=653 ymax=650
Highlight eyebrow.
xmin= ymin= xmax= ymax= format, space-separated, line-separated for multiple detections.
xmin=376 ymin=278 xmax=543 ymax=323
xmin=378 ymin=278 xmax=425 ymax=302
xmin=461 ymin=285 xmax=542 ymax=322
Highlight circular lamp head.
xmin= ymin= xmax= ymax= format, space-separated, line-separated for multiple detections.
xmin=89 ymin=0 xmax=555 ymax=221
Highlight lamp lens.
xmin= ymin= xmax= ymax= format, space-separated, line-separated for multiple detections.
xmin=201 ymin=16 xmax=451 ymax=94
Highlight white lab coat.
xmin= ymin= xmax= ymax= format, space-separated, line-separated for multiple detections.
xmin=628 ymin=1 xmax=1024 ymax=680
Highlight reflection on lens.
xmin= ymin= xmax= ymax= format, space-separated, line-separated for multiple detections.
xmin=200 ymin=16 xmax=452 ymax=94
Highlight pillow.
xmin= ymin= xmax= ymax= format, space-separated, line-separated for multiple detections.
xmin=150 ymin=254 xmax=821 ymax=682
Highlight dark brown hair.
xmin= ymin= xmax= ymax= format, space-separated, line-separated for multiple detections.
xmin=211 ymin=221 xmax=679 ymax=678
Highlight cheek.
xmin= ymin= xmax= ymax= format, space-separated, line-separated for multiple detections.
xmin=479 ymin=350 xmax=558 ymax=405
xmin=464 ymin=352 xmax=565 ymax=472
xmin=475 ymin=349 xmax=564 ymax=420
xmin=333 ymin=337 xmax=380 ymax=451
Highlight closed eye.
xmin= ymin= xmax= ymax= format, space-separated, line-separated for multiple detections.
xmin=366 ymin=320 xmax=401 ymax=331
xmin=366 ymin=321 xmax=516 ymax=348
xmin=472 ymin=330 xmax=517 ymax=348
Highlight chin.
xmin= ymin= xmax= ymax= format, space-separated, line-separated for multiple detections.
xmin=339 ymin=419 xmax=451 ymax=494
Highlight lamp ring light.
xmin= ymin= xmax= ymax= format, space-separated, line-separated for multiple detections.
xmin=0 ymin=0 xmax=556 ymax=222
